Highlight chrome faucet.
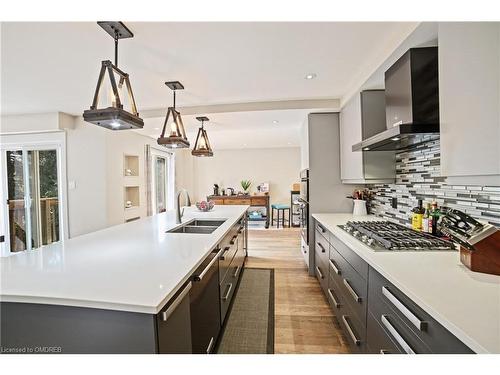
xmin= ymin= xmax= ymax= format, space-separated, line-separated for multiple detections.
xmin=176 ymin=189 xmax=191 ymax=224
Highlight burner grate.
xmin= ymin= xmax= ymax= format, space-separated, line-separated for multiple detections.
xmin=339 ymin=221 xmax=456 ymax=251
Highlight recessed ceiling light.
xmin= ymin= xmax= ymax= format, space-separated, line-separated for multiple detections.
xmin=272 ymin=120 xmax=279 ymax=124
xmin=305 ymin=73 xmax=317 ymax=80
xmin=154 ymin=127 xmax=160 ymax=130
xmin=363 ymin=147 xmax=370 ymax=151
xmin=391 ymin=137 xmax=400 ymax=141
xmin=243 ymin=143 xmax=247 ymax=147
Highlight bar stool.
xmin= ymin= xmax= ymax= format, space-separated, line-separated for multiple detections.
xmin=271 ymin=204 xmax=290 ymax=228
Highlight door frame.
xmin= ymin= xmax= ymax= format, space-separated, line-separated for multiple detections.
xmin=0 ymin=131 xmax=68 ymax=256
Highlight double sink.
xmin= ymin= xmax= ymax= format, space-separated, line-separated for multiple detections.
xmin=167 ymin=219 xmax=227 ymax=234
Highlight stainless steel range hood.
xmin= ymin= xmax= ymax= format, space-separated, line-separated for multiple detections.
xmin=353 ymin=47 xmax=439 ymax=152
xmin=352 ymin=123 xmax=440 ymax=151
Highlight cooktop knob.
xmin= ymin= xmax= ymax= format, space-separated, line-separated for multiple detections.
xmin=353 ymin=231 xmax=360 ymax=237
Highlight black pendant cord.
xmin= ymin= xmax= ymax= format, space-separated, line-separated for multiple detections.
xmin=173 ymin=90 xmax=176 ymax=109
xmin=114 ymin=32 xmax=119 ymax=67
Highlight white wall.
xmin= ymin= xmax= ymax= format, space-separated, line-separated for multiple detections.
xmin=188 ymin=147 xmax=301 ymax=206
xmin=65 ymin=118 xmax=108 ymax=236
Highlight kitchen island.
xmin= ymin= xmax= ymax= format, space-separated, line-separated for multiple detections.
xmin=312 ymin=213 xmax=500 ymax=354
xmin=0 ymin=205 xmax=249 ymax=353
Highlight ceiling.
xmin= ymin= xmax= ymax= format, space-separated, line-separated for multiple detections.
xmin=1 ymin=22 xmax=418 ymax=148
xmin=141 ymin=109 xmax=309 ymax=150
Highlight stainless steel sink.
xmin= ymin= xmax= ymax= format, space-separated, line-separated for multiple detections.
xmin=167 ymin=218 xmax=226 ymax=234
xmin=167 ymin=225 xmax=218 ymax=234
xmin=186 ymin=219 xmax=226 ymax=227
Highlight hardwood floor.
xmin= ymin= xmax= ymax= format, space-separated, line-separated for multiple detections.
xmin=245 ymin=228 xmax=350 ymax=354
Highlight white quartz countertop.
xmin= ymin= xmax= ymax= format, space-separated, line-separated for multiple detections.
xmin=312 ymin=213 xmax=500 ymax=354
xmin=0 ymin=205 xmax=248 ymax=314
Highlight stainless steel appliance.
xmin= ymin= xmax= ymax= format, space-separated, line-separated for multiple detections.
xmin=339 ymin=221 xmax=455 ymax=251
xmin=299 ymin=169 xmax=309 ymax=244
xmin=353 ymin=47 xmax=440 ymax=152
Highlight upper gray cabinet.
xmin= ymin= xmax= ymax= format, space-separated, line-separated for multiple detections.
xmin=439 ymin=23 xmax=500 ymax=185
xmin=340 ymin=90 xmax=395 ymax=184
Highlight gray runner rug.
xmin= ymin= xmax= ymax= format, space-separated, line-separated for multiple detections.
xmin=217 ymin=268 xmax=274 ymax=354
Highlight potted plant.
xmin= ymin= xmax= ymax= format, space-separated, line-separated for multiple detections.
xmin=240 ymin=180 xmax=252 ymax=195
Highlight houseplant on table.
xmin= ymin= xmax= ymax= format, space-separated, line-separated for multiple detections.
xmin=240 ymin=180 xmax=252 ymax=195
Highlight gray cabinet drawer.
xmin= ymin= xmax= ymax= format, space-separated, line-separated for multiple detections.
xmin=314 ymin=228 xmax=329 ymax=266
xmin=330 ymin=233 xmax=368 ymax=280
xmin=219 ymin=244 xmax=245 ymax=324
xmin=368 ymin=267 xmax=473 ymax=354
xmin=314 ymin=251 xmax=328 ymax=294
xmin=327 ymin=275 xmax=344 ymax=315
xmin=329 ymin=247 xmax=367 ymax=325
xmin=367 ymin=294 xmax=431 ymax=354
xmin=316 ymin=221 xmax=328 ymax=239
xmin=328 ymin=274 xmax=366 ymax=353
xmin=366 ymin=311 xmax=402 ymax=354
xmin=338 ymin=312 xmax=366 ymax=353
xmin=219 ymin=233 xmax=239 ymax=282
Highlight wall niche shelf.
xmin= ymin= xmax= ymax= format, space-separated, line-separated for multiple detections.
xmin=124 ymin=186 xmax=140 ymax=210
xmin=124 ymin=154 xmax=139 ymax=177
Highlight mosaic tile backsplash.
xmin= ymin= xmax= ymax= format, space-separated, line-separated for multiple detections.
xmin=368 ymin=139 xmax=500 ymax=227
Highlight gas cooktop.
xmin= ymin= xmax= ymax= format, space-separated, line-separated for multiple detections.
xmin=338 ymin=221 xmax=456 ymax=251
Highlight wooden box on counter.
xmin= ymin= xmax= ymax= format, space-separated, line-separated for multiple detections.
xmin=459 ymin=229 xmax=500 ymax=276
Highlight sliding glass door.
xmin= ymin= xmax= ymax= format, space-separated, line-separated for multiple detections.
xmin=154 ymin=156 xmax=168 ymax=213
xmin=3 ymin=148 xmax=61 ymax=252
xmin=146 ymin=145 xmax=175 ymax=215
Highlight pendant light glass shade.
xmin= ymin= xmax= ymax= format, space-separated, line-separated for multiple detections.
xmin=157 ymin=81 xmax=190 ymax=149
xmin=192 ymin=116 xmax=214 ymax=157
xmin=83 ymin=22 xmax=143 ymax=130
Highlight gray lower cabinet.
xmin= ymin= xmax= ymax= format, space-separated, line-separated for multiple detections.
xmin=314 ymin=222 xmax=473 ymax=354
xmin=219 ymin=215 xmax=247 ymax=325
xmin=157 ymin=281 xmax=193 ymax=354
xmin=190 ymin=249 xmax=222 ymax=354
xmin=0 ymin=281 xmax=193 ymax=354
xmin=367 ymin=267 xmax=473 ymax=354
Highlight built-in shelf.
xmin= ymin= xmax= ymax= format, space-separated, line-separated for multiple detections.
xmin=124 ymin=186 xmax=140 ymax=209
xmin=124 ymin=154 xmax=139 ymax=177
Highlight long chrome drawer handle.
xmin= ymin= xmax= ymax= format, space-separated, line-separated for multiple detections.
xmin=327 ymin=288 xmax=340 ymax=308
xmin=161 ymin=282 xmax=192 ymax=322
xmin=382 ymin=286 xmax=426 ymax=331
xmin=222 ymin=283 xmax=233 ymax=300
xmin=343 ymin=278 xmax=362 ymax=303
xmin=194 ymin=248 xmax=223 ymax=282
xmin=317 ymin=242 xmax=326 ymax=253
xmin=206 ymin=337 xmax=215 ymax=354
xmin=233 ymin=265 xmax=241 ymax=278
xmin=220 ymin=246 xmax=230 ymax=260
xmin=317 ymin=224 xmax=326 ymax=233
xmin=315 ymin=266 xmax=324 ymax=279
xmin=341 ymin=315 xmax=360 ymax=346
xmin=329 ymin=259 xmax=340 ymax=275
xmin=381 ymin=315 xmax=415 ymax=354
xmin=229 ymin=235 xmax=238 ymax=245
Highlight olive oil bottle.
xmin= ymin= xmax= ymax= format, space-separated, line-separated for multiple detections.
xmin=411 ymin=199 xmax=425 ymax=231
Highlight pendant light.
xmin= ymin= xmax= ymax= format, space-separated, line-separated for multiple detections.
xmin=83 ymin=21 xmax=143 ymax=130
xmin=157 ymin=81 xmax=190 ymax=149
xmin=192 ymin=116 xmax=214 ymax=157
